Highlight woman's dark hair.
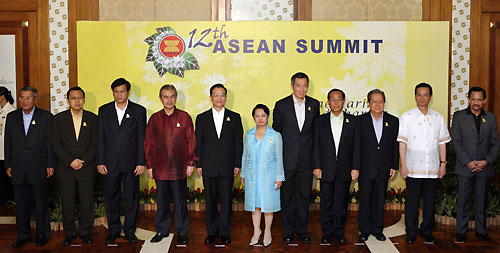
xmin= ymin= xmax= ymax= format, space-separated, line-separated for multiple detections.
xmin=0 ymin=86 xmax=14 ymax=104
xmin=252 ymin=104 xmax=270 ymax=117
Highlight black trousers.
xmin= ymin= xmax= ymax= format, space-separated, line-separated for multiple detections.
xmin=457 ymin=175 xmax=488 ymax=235
xmin=0 ymin=160 xmax=14 ymax=203
xmin=358 ymin=178 xmax=388 ymax=235
xmin=281 ymin=167 xmax=313 ymax=235
xmin=13 ymin=179 xmax=50 ymax=239
xmin=405 ymin=177 xmax=437 ymax=237
xmin=319 ymin=179 xmax=350 ymax=237
xmin=155 ymin=179 xmax=189 ymax=235
xmin=105 ymin=170 xmax=139 ymax=235
xmin=203 ymin=176 xmax=233 ymax=236
xmin=59 ymin=178 xmax=94 ymax=237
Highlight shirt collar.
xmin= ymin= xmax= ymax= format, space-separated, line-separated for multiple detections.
xmin=292 ymin=95 xmax=306 ymax=105
xmin=115 ymin=100 xmax=128 ymax=111
xmin=330 ymin=111 xmax=344 ymax=120
xmin=370 ymin=111 xmax=384 ymax=121
xmin=70 ymin=109 xmax=83 ymax=118
xmin=23 ymin=107 xmax=35 ymax=116
xmin=466 ymin=106 xmax=486 ymax=116
xmin=212 ymin=107 xmax=225 ymax=116
xmin=414 ymin=106 xmax=432 ymax=116
xmin=162 ymin=107 xmax=177 ymax=117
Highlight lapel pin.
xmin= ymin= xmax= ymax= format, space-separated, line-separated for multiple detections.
xmin=308 ymin=106 xmax=311 ymax=111
xmin=269 ymin=139 xmax=273 ymax=143
xmin=385 ymin=122 xmax=389 ymax=127
xmin=482 ymin=118 xmax=486 ymax=123
xmin=227 ymin=116 xmax=230 ymax=121
xmin=345 ymin=118 xmax=349 ymax=123
xmin=83 ymin=122 xmax=87 ymax=127
xmin=31 ymin=120 xmax=36 ymax=125
xmin=176 ymin=122 xmax=181 ymax=127
xmin=126 ymin=113 xmax=131 ymax=118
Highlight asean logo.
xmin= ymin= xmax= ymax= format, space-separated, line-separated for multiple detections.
xmin=145 ymin=26 xmax=199 ymax=78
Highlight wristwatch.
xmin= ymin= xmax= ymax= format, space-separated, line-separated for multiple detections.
xmin=440 ymin=161 xmax=447 ymax=164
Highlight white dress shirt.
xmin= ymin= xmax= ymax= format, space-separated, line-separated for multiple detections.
xmin=371 ymin=112 xmax=384 ymax=143
xmin=293 ymin=95 xmax=305 ymax=132
xmin=397 ymin=107 xmax=451 ymax=178
xmin=330 ymin=112 xmax=344 ymax=156
xmin=115 ymin=100 xmax=128 ymax=125
xmin=212 ymin=107 xmax=225 ymax=139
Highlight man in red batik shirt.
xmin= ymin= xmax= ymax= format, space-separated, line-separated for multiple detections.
xmin=144 ymin=84 xmax=197 ymax=245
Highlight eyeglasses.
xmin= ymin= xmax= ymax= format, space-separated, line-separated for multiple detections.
xmin=328 ymin=98 xmax=344 ymax=102
xmin=212 ymin=93 xmax=226 ymax=98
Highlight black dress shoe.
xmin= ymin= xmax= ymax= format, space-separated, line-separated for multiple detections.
xmin=299 ymin=233 xmax=311 ymax=243
xmin=80 ymin=235 xmax=93 ymax=244
xmin=63 ymin=235 xmax=75 ymax=245
xmin=335 ymin=235 xmax=347 ymax=244
xmin=475 ymin=232 xmax=493 ymax=243
xmin=283 ymin=233 xmax=294 ymax=244
xmin=125 ymin=233 xmax=138 ymax=244
xmin=359 ymin=233 xmax=369 ymax=242
xmin=178 ymin=234 xmax=189 ymax=245
xmin=12 ymin=238 xmax=30 ymax=248
xmin=372 ymin=232 xmax=386 ymax=241
xmin=321 ymin=236 xmax=331 ymax=244
xmin=36 ymin=235 xmax=48 ymax=247
xmin=205 ymin=235 xmax=217 ymax=244
xmin=105 ymin=233 xmax=119 ymax=244
xmin=406 ymin=235 xmax=416 ymax=244
xmin=150 ymin=233 xmax=168 ymax=243
xmin=422 ymin=234 xmax=435 ymax=243
xmin=220 ymin=235 xmax=231 ymax=245
xmin=456 ymin=233 xmax=466 ymax=242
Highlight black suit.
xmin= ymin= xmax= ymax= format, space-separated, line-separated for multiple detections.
xmin=51 ymin=109 xmax=97 ymax=237
xmin=273 ymin=95 xmax=319 ymax=235
xmin=195 ymin=108 xmax=243 ymax=237
xmin=313 ymin=112 xmax=360 ymax=238
xmin=96 ymin=100 xmax=146 ymax=236
xmin=451 ymin=108 xmax=500 ymax=235
xmin=4 ymin=107 xmax=55 ymax=240
xmin=357 ymin=112 xmax=399 ymax=235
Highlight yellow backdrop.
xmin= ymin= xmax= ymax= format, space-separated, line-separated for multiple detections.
xmin=77 ymin=21 xmax=449 ymax=192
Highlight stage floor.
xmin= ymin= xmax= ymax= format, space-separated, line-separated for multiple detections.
xmin=0 ymin=204 xmax=498 ymax=252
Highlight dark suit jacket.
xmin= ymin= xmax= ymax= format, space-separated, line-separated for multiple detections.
xmin=195 ymin=108 xmax=243 ymax=178
xmin=359 ymin=112 xmax=399 ymax=180
xmin=51 ymin=109 xmax=97 ymax=181
xmin=96 ymin=100 xmax=146 ymax=172
xmin=451 ymin=108 xmax=500 ymax=178
xmin=4 ymin=107 xmax=56 ymax=185
xmin=313 ymin=112 xmax=360 ymax=183
xmin=272 ymin=95 xmax=320 ymax=171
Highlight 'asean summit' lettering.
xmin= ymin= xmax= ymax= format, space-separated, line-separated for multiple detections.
xmin=187 ymin=24 xmax=383 ymax=54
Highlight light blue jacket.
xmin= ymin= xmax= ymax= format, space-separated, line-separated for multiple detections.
xmin=241 ymin=125 xmax=285 ymax=212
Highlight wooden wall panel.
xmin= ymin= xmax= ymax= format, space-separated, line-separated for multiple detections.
xmin=0 ymin=0 xmax=50 ymax=110
xmin=68 ymin=0 xmax=99 ymax=88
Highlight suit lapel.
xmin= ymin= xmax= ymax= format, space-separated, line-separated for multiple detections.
xmin=287 ymin=95 xmax=300 ymax=134
xmin=339 ymin=112 xmax=349 ymax=149
xmin=303 ymin=97 xmax=313 ymax=133
xmin=326 ymin=114 xmax=336 ymax=152
xmin=220 ymin=109 xmax=231 ymax=140
xmin=65 ymin=110 xmax=79 ymax=145
xmin=119 ymin=102 xmax=133 ymax=130
xmin=208 ymin=109 xmax=219 ymax=139
xmin=365 ymin=113 xmax=379 ymax=144
xmin=466 ymin=112 xmax=480 ymax=139
xmin=479 ymin=113 xmax=487 ymax=142
xmin=26 ymin=108 xmax=38 ymax=136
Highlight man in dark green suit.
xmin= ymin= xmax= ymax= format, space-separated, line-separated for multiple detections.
xmin=51 ymin=86 xmax=97 ymax=245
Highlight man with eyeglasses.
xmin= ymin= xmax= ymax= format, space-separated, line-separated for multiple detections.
xmin=312 ymin=88 xmax=360 ymax=245
xmin=451 ymin=86 xmax=499 ymax=243
xmin=5 ymin=86 xmax=55 ymax=248
xmin=195 ymin=83 xmax=243 ymax=246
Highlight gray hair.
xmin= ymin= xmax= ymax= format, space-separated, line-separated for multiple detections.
xmin=367 ymin=89 xmax=385 ymax=102
xmin=20 ymin=86 xmax=38 ymax=98
xmin=159 ymin=84 xmax=177 ymax=97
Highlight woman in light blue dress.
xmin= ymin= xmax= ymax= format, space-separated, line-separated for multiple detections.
xmin=241 ymin=104 xmax=285 ymax=247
